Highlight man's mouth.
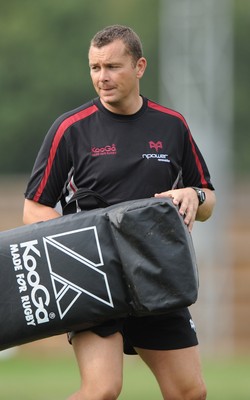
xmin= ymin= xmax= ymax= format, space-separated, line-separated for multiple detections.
xmin=100 ymin=86 xmax=115 ymax=91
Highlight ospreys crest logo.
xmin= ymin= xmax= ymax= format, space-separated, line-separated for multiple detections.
xmin=149 ymin=141 xmax=163 ymax=152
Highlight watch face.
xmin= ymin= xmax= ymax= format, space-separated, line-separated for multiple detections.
xmin=198 ymin=189 xmax=206 ymax=205
xmin=192 ymin=187 xmax=206 ymax=205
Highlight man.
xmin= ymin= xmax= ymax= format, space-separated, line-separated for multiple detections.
xmin=23 ymin=25 xmax=215 ymax=400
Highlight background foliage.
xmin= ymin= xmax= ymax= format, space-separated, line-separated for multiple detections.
xmin=0 ymin=0 xmax=249 ymax=176
xmin=233 ymin=1 xmax=250 ymax=176
xmin=1 ymin=352 xmax=250 ymax=400
xmin=0 ymin=0 xmax=159 ymax=173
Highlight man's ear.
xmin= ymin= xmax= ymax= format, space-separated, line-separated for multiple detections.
xmin=136 ymin=57 xmax=147 ymax=79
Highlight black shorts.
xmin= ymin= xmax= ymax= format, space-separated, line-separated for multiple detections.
xmin=68 ymin=308 xmax=198 ymax=355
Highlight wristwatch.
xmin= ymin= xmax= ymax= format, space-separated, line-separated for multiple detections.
xmin=191 ymin=187 xmax=206 ymax=206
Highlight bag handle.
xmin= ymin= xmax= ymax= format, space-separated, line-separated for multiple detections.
xmin=63 ymin=188 xmax=110 ymax=215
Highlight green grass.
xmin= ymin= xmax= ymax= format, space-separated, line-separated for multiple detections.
xmin=203 ymin=358 xmax=250 ymax=400
xmin=0 ymin=352 xmax=250 ymax=399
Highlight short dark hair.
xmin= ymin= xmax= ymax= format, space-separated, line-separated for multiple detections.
xmin=90 ymin=25 xmax=143 ymax=65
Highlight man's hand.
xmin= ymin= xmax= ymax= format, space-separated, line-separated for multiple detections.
xmin=154 ymin=187 xmax=216 ymax=232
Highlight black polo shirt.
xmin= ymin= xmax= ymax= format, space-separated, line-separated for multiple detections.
xmin=25 ymin=96 xmax=214 ymax=209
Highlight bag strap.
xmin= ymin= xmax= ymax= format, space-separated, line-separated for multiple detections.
xmin=63 ymin=188 xmax=110 ymax=215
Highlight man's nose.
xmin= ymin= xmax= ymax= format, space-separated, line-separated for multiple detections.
xmin=99 ymin=68 xmax=109 ymax=81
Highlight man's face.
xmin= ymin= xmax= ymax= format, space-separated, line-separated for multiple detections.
xmin=88 ymin=39 xmax=145 ymax=113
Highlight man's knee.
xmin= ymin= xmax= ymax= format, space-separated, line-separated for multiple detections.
xmin=68 ymin=379 xmax=122 ymax=400
xmin=94 ymin=382 xmax=123 ymax=400
xmin=189 ymin=382 xmax=207 ymax=400
xmin=163 ymin=381 xmax=207 ymax=400
xmin=186 ymin=381 xmax=207 ymax=400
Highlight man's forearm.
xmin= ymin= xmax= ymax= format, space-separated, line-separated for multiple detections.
xmin=23 ymin=199 xmax=61 ymax=225
xmin=195 ymin=189 xmax=216 ymax=222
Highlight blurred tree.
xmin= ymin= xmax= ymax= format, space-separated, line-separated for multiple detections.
xmin=233 ymin=0 xmax=250 ymax=177
xmin=1 ymin=0 xmax=248 ymax=178
xmin=0 ymin=0 xmax=159 ymax=173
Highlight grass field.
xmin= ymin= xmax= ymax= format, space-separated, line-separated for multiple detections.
xmin=0 ymin=350 xmax=250 ymax=399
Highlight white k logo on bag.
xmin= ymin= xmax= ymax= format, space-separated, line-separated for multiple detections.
xmin=43 ymin=226 xmax=114 ymax=319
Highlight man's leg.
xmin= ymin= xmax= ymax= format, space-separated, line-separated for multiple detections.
xmin=137 ymin=345 xmax=207 ymax=400
xmin=67 ymin=330 xmax=124 ymax=400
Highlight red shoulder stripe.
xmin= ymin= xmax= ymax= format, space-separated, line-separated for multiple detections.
xmin=34 ymin=105 xmax=98 ymax=202
xmin=187 ymin=131 xmax=208 ymax=187
xmin=148 ymin=100 xmax=189 ymax=129
xmin=148 ymin=100 xmax=208 ymax=187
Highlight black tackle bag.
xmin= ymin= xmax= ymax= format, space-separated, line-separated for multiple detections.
xmin=0 ymin=197 xmax=198 ymax=351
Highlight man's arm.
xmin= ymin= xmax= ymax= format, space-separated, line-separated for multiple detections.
xmin=155 ymin=187 xmax=216 ymax=232
xmin=23 ymin=199 xmax=61 ymax=225
xmin=194 ymin=188 xmax=216 ymax=221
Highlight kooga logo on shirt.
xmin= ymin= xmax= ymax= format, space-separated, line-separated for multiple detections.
xmin=91 ymin=144 xmax=117 ymax=156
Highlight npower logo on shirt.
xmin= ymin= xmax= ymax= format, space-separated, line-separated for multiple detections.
xmin=142 ymin=140 xmax=170 ymax=162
